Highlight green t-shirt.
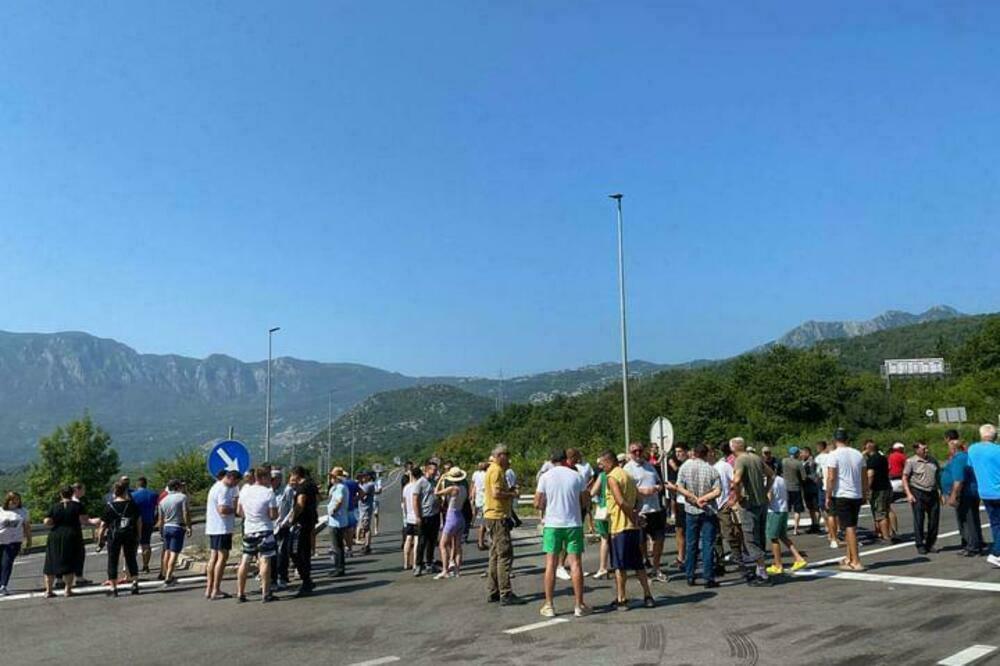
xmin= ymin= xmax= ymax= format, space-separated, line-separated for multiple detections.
xmin=734 ymin=453 xmax=768 ymax=507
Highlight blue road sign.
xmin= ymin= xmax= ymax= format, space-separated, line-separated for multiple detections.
xmin=207 ymin=439 xmax=251 ymax=477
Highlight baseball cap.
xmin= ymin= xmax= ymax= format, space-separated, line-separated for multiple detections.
xmin=788 ymin=446 xmax=799 ymax=456
xmin=833 ymin=428 xmax=849 ymax=442
xmin=892 ymin=442 xmax=905 ymax=450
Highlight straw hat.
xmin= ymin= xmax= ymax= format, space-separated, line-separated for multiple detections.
xmin=444 ymin=466 xmax=467 ymax=482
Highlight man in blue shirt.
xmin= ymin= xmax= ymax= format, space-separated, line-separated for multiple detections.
xmin=967 ymin=424 xmax=1000 ymax=568
xmin=341 ymin=475 xmax=361 ymax=557
xmin=941 ymin=431 xmax=982 ymax=556
xmin=130 ymin=477 xmax=159 ymax=574
xmin=327 ymin=468 xmax=349 ymax=577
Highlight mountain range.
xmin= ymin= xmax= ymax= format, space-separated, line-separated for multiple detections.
xmin=0 ymin=305 xmax=969 ymax=466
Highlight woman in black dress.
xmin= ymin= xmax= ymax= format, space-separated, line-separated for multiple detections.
xmin=43 ymin=486 xmax=93 ymax=597
xmin=97 ymin=479 xmax=142 ymax=596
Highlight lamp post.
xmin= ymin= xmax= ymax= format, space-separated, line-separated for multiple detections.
xmin=327 ymin=390 xmax=333 ymax=474
xmin=609 ymin=193 xmax=631 ymax=448
xmin=264 ymin=326 xmax=280 ymax=462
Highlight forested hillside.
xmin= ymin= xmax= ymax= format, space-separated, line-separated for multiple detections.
xmin=431 ymin=315 xmax=1000 ymax=483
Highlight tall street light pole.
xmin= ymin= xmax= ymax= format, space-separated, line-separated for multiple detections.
xmin=327 ymin=390 xmax=333 ymax=474
xmin=265 ymin=326 xmax=281 ymax=462
xmin=609 ymin=194 xmax=631 ymax=449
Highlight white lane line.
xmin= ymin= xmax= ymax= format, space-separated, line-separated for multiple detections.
xmin=347 ymin=657 xmax=401 ymax=666
xmin=503 ymin=618 xmax=569 ymax=634
xmin=792 ymin=569 xmax=1000 ymax=593
xmin=810 ymin=519 xmax=994 ymax=568
xmin=0 ymin=575 xmax=208 ymax=602
xmin=938 ymin=645 xmax=998 ymax=666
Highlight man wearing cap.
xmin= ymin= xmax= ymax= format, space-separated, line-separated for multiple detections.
xmin=327 ymin=467 xmax=349 ymax=577
xmin=903 ymin=441 xmax=942 ymax=555
xmin=781 ymin=447 xmax=806 ymax=536
xmin=483 ymin=445 xmax=524 ymax=605
xmin=271 ymin=467 xmax=295 ymax=591
xmin=863 ymin=440 xmax=893 ymax=542
xmin=826 ymin=429 xmax=867 ymax=570
xmin=942 ymin=430 xmax=983 ymax=557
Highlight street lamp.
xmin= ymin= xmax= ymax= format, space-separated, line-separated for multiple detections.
xmin=265 ymin=326 xmax=280 ymax=462
xmin=609 ymin=193 xmax=631 ymax=448
xmin=327 ymin=389 xmax=334 ymax=474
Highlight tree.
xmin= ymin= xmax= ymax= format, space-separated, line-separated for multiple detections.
xmin=150 ymin=448 xmax=215 ymax=504
xmin=26 ymin=414 xmax=120 ymax=519
xmin=954 ymin=318 xmax=1000 ymax=374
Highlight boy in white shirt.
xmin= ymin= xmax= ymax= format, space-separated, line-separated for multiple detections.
xmin=765 ymin=474 xmax=808 ymax=575
xmin=236 ymin=468 xmax=279 ymax=603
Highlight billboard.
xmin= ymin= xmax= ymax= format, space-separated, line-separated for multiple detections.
xmin=881 ymin=358 xmax=947 ymax=377
xmin=937 ymin=407 xmax=967 ymax=424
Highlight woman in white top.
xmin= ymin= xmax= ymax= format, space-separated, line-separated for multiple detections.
xmin=0 ymin=492 xmax=31 ymax=594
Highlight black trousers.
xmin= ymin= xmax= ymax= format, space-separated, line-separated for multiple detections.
xmin=956 ymin=495 xmax=983 ymax=553
xmin=272 ymin=525 xmax=291 ymax=584
xmin=107 ymin=534 xmax=139 ymax=580
xmin=329 ymin=526 xmax=345 ymax=574
xmin=417 ymin=514 xmax=441 ymax=567
xmin=911 ymin=488 xmax=940 ymax=550
xmin=290 ymin=525 xmax=313 ymax=586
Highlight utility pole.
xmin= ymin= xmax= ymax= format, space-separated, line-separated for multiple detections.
xmin=350 ymin=410 xmax=357 ymax=478
xmin=609 ymin=193 xmax=631 ymax=448
xmin=264 ymin=326 xmax=280 ymax=462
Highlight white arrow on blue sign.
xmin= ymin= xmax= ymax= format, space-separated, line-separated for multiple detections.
xmin=207 ymin=439 xmax=251 ymax=477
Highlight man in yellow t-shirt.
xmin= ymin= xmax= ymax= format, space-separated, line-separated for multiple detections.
xmin=601 ymin=449 xmax=655 ymax=610
xmin=483 ymin=445 xmax=524 ymax=605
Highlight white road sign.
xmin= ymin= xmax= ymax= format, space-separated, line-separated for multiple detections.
xmin=650 ymin=417 xmax=674 ymax=454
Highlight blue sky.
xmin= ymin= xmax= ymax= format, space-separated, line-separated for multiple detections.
xmin=2 ymin=3 xmax=998 ymax=377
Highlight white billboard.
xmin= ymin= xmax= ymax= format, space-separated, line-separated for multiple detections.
xmin=882 ymin=358 xmax=947 ymax=377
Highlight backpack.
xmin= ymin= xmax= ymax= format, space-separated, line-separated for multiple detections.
xmin=106 ymin=500 xmax=134 ymax=538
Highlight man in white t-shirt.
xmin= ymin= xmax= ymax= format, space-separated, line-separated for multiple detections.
xmin=236 ymin=467 xmax=279 ymax=603
xmin=534 ymin=448 xmax=591 ymax=618
xmin=506 ymin=467 xmax=522 ymax=528
xmin=624 ymin=442 xmax=667 ymax=582
xmin=825 ymin=430 xmax=867 ymax=571
xmin=813 ymin=440 xmax=838 ymax=546
xmin=711 ymin=442 xmax=741 ymax=573
xmin=470 ymin=462 xmax=489 ymax=551
xmin=401 ymin=468 xmax=421 ymax=571
xmin=204 ymin=469 xmax=240 ymax=600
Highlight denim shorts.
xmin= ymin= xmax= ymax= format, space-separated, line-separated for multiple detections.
xmin=162 ymin=525 xmax=186 ymax=553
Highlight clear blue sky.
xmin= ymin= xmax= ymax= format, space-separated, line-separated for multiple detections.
xmin=2 ymin=3 xmax=998 ymax=377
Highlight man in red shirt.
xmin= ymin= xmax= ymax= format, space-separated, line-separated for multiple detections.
xmin=887 ymin=442 xmax=907 ymax=537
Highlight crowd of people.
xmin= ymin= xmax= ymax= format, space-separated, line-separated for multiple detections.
xmin=394 ymin=424 xmax=1000 ymax=617
xmin=1 ymin=423 xmax=997 ymax=612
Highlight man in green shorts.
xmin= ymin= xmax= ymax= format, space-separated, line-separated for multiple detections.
xmin=535 ymin=448 xmax=591 ymax=618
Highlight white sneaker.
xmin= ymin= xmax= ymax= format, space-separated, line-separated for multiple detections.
xmin=540 ymin=603 xmax=556 ymax=617
xmin=829 ymin=540 xmax=839 ymax=549
xmin=574 ymin=603 xmax=593 ymax=617
xmin=987 ymin=554 xmax=1000 ymax=568
xmin=556 ymin=566 xmax=571 ymax=581
xmin=433 ymin=572 xmax=449 ymax=580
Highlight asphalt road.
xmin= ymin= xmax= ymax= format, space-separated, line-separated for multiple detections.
xmin=3 ymin=473 xmax=998 ymax=666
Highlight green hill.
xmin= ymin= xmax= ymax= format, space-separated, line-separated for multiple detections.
xmin=430 ymin=314 xmax=1000 ymax=483
xmin=299 ymin=384 xmax=496 ymax=464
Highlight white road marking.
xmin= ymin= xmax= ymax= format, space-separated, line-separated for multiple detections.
xmin=504 ymin=618 xmax=569 ymax=634
xmin=810 ymin=518 xmax=993 ymax=568
xmin=347 ymin=657 xmax=401 ymax=666
xmin=0 ymin=575 xmax=208 ymax=602
xmin=937 ymin=645 xmax=998 ymax=666
xmin=793 ymin=569 xmax=1000 ymax=593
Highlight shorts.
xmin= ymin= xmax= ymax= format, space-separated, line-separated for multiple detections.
xmin=140 ymin=520 xmax=155 ymax=546
xmin=817 ymin=487 xmax=826 ymax=510
xmin=640 ymin=511 xmax=666 ymax=541
xmin=594 ymin=519 xmax=610 ymax=538
xmin=787 ymin=491 xmax=805 ymax=514
xmin=835 ymin=497 xmax=864 ymax=528
xmin=403 ymin=523 xmax=419 ymax=537
xmin=359 ymin=510 xmax=373 ymax=532
xmin=442 ymin=510 xmax=466 ymax=536
xmin=242 ymin=531 xmax=277 ymax=558
xmin=803 ymin=483 xmax=819 ymax=511
xmin=543 ymin=526 xmax=585 ymax=555
xmin=610 ymin=529 xmax=644 ymax=571
xmin=163 ymin=525 xmax=186 ymax=553
xmin=209 ymin=534 xmax=233 ymax=551
xmin=766 ymin=512 xmax=788 ymax=541
xmin=869 ymin=489 xmax=892 ymax=521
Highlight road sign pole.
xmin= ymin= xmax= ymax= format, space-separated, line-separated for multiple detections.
xmin=265 ymin=326 xmax=280 ymax=463
xmin=610 ymin=193 xmax=631 ymax=449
